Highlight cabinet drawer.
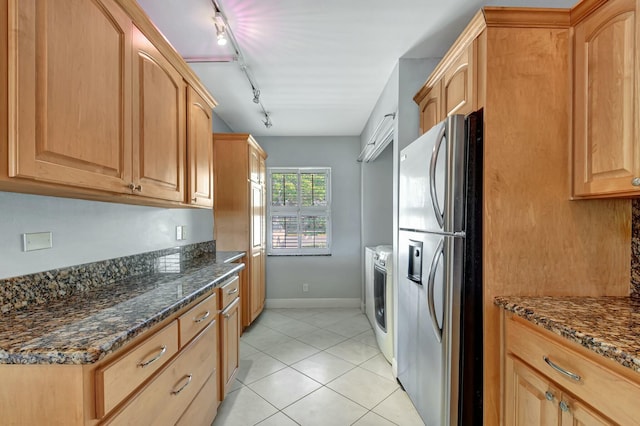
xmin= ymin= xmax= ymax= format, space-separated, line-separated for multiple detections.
xmin=105 ymin=320 xmax=217 ymax=425
xmin=219 ymin=275 xmax=240 ymax=309
xmin=176 ymin=371 xmax=218 ymax=426
xmin=96 ymin=320 xmax=179 ymax=418
xmin=506 ymin=317 xmax=640 ymax=425
xmin=178 ymin=292 xmax=217 ymax=347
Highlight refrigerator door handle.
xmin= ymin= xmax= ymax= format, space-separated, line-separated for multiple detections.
xmin=429 ymin=124 xmax=446 ymax=229
xmin=427 ymin=237 xmax=444 ymax=343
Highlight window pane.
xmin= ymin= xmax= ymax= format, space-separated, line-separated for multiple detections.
xmin=271 ymin=173 xmax=299 ymax=207
xmin=301 ymin=173 xmax=327 ymax=207
xmin=271 ymin=215 xmax=299 ymax=249
xmin=301 ymin=215 xmax=328 ymax=248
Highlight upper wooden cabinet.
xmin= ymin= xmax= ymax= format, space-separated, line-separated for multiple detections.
xmin=442 ymin=43 xmax=476 ymax=117
xmin=414 ymin=16 xmax=484 ymax=135
xmin=132 ymin=26 xmax=185 ymax=203
xmin=415 ymin=81 xmax=443 ymax=135
xmin=572 ymin=0 xmax=638 ymax=197
xmin=187 ymin=86 xmax=214 ymax=208
xmin=2 ymin=0 xmax=216 ymax=207
xmin=8 ymin=0 xmax=134 ymax=194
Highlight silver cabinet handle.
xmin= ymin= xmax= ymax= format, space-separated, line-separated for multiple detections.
xmin=138 ymin=345 xmax=167 ymax=368
xmin=192 ymin=197 xmax=197 ymax=203
xmin=544 ymin=391 xmax=554 ymax=401
xmin=543 ymin=356 xmax=581 ymax=382
xmin=128 ymin=183 xmax=142 ymax=192
xmin=171 ymin=374 xmax=193 ymax=395
xmin=193 ymin=311 xmax=210 ymax=323
xmin=632 ymin=177 xmax=640 ymax=186
xmin=559 ymin=400 xmax=570 ymax=413
xmin=227 ymin=288 xmax=239 ymax=295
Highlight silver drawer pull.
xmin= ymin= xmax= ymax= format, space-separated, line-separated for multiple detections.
xmin=543 ymin=356 xmax=581 ymax=382
xmin=227 ymin=288 xmax=239 ymax=295
xmin=171 ymin=374 xmax=193 ymax=395
xmin=194 ymin=311 xmax=211 ymax=323
xmin=138 ymin=345 xmax=167 ymax=368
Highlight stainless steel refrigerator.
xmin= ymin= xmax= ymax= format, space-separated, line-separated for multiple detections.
xmin=397 ymin=111 xmax=483 ymax=426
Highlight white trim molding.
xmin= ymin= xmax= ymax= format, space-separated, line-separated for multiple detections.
xmin=265 ymin=298 xmax=360 ymax=309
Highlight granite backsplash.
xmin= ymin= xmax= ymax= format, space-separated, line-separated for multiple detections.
xmin=0 ymin=241 xmax=215 ymax=314
xmin=632 ymin=199 xmax=640 ymax=297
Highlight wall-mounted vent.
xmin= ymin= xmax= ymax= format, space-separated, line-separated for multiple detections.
xmin=357 ymin=112 xmax=396 ymax=163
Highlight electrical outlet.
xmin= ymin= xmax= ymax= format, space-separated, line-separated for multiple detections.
xmin=302 ymin=283 xmax=309 ymax=292
xmin=23 ymin=232 xmax=53 ymax=252
xmin=181 ymin=225 xmax=187 ymax=240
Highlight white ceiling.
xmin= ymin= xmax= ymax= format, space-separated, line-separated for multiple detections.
xmin=137 ymin=0 xmax=576 ymax=137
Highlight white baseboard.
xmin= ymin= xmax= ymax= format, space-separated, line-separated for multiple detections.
xmin=391 ymin=357 xmax=398 ymax=378
xmin=265 ymin=298 xmax=361 ymax=309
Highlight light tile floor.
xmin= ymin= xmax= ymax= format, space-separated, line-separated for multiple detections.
xmin=213 ymin=308 xmax=425 ymax=426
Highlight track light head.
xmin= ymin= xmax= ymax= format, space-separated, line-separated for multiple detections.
xmin=216 ymin=27 xmax=228 ymax=46
xmin=253 ymin=88 xmax=261 ymax=104
xmin=263 ymin=114 xmax=272 ymax=128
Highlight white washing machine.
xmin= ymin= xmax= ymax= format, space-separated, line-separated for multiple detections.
xmin=364 ymin=246 xmax=376 ymax=325
xmin=372 ymin=245 xmax=394 ymax=364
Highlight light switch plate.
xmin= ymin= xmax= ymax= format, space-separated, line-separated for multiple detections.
xmin=176 ymin=225 xmax=183 ymax=241
xmin=23 ymin=232 xmax=53 ymax=252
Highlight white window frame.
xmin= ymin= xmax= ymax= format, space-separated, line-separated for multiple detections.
xmin=267 ymin=167 xmax=332 ymax=256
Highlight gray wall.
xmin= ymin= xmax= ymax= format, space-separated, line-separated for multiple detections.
xmin=0 ymin=191 xmax=214 ymax=279
xmin=212 ymin=111 xmax=233 ymax=133
xmin=257 ymin=136 xmax=362 ymax=300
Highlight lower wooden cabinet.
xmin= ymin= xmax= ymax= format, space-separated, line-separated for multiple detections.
xmin=0 ymin=282 xmax=234 ymax=425
xmin=505 ymin=356 xmax=613 ymax=425
xmin=105 ymin=320 xmax=218 ymax=425
xmin=503 ymin=315 xmax=640 ymax=425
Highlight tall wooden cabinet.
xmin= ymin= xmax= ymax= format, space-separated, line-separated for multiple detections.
xmin=572 ymin=0 xmax=638 ymax=197
xmin=413 ymin=5 xmax=632 ymax=425
xmin=2 ymin=0 xmax=216 ymax=208
xmin=214 ymin=133 xmax=267 ymax=328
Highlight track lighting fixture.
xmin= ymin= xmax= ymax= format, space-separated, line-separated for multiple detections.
xmin=263 ymin=113 xmax=272 ymax=128
xmin=210 ymin=0 xmax=273 ymax=129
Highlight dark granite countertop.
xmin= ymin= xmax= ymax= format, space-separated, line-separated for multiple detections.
xmin=214 ymin=251 xmax=245 ymax=264
xmin=0 ymin=253 xmax=244 ymax=365
xmin=495 ymin=296 xmax=640 ymax=373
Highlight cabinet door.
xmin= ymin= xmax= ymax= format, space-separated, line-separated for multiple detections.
xmin=131 ymin=26 xmax=185 ymax=202
xmin=259 ymin=155 xmax=267 ymax=187
xmin=249 ymin=146 xmax=261 ymax=184
xmin=573 ymin=0 xmax=637 ymax=197
xmin=250 ymin=249 xmax=265 ymax=322
xmin=559 ymin=396 xmax=615 ymax=426
xmin=220 ymin=298 xmax=239 ymax=400
xmin=443 ymin=43 xmax=475 ymax=117
xmin=505 ymin=356 xmax=560 ymax=426
xmin=251 ymin=183 xmax=264 ymax=250
xmin=187 ymin=86 xmax=214 ymax=207
xmin=9 ymin=0 xmax=132 ymax=193
xmin=419 ymin=81 xmax=442 ymax=135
